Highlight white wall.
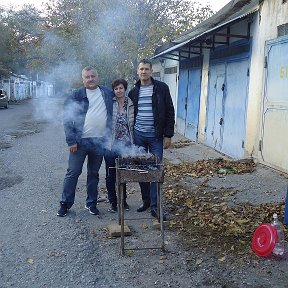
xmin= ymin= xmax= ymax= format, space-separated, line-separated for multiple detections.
xmin=245 ymin=0 xmax=288 ymax=158
xmin=197 ymin=50 xmax=210 ymax=143
xmin=152 ymin=59 xmax=179 ymax=123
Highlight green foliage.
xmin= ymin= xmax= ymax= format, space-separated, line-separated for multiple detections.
xmin=0 ymin=5 xmax=44 ymax=77
xmin=0 ymin=0 xmax=213 ymax=88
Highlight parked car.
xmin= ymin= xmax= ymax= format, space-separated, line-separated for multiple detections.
xmin=0 ymin=89 xmax=8 ymax=109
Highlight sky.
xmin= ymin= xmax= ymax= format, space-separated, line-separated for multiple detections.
xmin=0 ymin=0 xmax=232 ymax=12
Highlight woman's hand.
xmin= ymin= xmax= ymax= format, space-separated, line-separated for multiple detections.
xmin=163 ymin=137 xmax=171 ymax=149
xmin=69 ymin=144 xmax=78 ymax=153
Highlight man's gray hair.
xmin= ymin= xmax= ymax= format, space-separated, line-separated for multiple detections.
xmin=82 ymin=66 xmax=98 ymax=76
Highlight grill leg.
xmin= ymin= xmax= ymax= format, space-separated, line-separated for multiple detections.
xmin=158 ymin=183 xmax=165 ymax=252
xmin=116 ymin=169 xmax=121 ymax=226
xmin=120 ymin=183 xmax=125 ymax=255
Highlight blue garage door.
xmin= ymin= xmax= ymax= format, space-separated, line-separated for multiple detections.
xmin=205 ymin=41 xmax=251 ymax=158
xmin=177 ymin=57 xmax=202 ymax=141
xmin=177 ymin=69 xmax=189 ymax=135
xmin=205 ymin=63 xmax=226 ymax=151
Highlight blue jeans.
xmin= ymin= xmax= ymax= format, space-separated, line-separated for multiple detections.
xmin=61 ymin=138 xmax=104 ymax=208
xmin=104 ymin=149 xmax=127 ymax=205
xmin=133 ymin=130 xmax=163 ymax=210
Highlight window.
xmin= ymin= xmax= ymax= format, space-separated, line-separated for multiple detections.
xmin=152 ymin=72 xmax=160 ymax=78
xmin=164 ymin=67 xmax=177 ymax=74
xmin=277 ymin=23 xmax=288 ymax=37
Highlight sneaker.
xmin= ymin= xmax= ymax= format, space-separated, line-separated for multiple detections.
xmin=124 ymin=201 xmax=130 ymax=211
xmin=57 ymin=203 xmax=69 ymax=217
xmin=97 ymin=194 xmax=108 ymax=203
xmin=108 ymin=204 xmax=117 ymax=213
xmin=85 ymin=206 xmax=99 ymax=215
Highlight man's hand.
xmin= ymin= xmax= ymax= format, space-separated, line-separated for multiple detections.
xmin=163 ymin=137 xmax=172 ymax=149
xmin=69 ymin=144 xmax=78 ymax=153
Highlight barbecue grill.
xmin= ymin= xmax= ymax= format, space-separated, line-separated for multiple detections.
xmin=115 ymin=154 xmax=165 ymax=255
xmin=116 ymin=154 xmax=164 ymax=183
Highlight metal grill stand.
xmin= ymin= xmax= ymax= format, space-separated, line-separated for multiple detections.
xmin=115 ymin=156 xmax=165 ymax=255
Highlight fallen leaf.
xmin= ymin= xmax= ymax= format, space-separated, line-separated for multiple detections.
xmin=126 ymin=250 xmax=134 ymax=256
xmin=48 ymin=250 xmax=61 ymax=257
xmin=195 ymin=259 xmax=203 ymax=265
xmin=26 ymin=258 xmax=34 ymax=264
xmin=140 ymin=223 xmax=148 ymax=230
xmin=185 ymin=199 xmax=193 ymax=208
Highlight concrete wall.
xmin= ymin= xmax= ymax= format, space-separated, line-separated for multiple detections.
xmin=245 ymin=0 xmax=288 ymax=158
xmin=152 ymin=58 xmax=179 ymax=122
xmin=197 ymin=50 xmax=210 ymax=143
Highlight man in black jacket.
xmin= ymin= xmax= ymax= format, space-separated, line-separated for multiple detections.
xmin=57 ymin=66 xmax=113 ymax=217
xmin=128 ymin=59 xmax=175 ymax=219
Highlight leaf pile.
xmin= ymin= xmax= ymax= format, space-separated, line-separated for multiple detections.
xmin=163 ymin=159 xmax=286 ymax=255
xmin=164 ymin=158 xmax=256 ymax=180
xmin=170 ymin=139 xmax=193 ymax=149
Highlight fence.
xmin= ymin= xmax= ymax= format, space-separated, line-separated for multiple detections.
xmin=0 ymin=76 xmax=54 ymax=101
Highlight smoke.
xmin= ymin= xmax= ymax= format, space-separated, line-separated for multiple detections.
xmin=31 ymin=2 xmax=131 ymax=127
xmin=31 ymin=32 xmax=83 ymax=125
xmin=111 ymin=141 xmax=150 ymax=157
xmin=31 ymin=62 xmax=80 ymax=126
xmin=109 ymin=139 xmax=160 ymax=164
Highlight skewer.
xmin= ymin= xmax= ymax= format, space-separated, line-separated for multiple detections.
xmin=117 ymin=167 xmax=149 ymax=173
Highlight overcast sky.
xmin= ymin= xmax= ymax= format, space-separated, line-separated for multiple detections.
xmin=0 ymin=0 xmax=231 ymax=12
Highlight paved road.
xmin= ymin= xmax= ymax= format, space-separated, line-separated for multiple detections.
xmin=1 ymin=98 xmax=288 ymax=288
xmin=0 ymin=99 xmax=108 ymax=287
xmin=0 ymin=98 xmax=198 ymax=288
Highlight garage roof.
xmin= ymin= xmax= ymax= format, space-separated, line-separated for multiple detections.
xmin=152 ymin=0 xmax=260 ymax=59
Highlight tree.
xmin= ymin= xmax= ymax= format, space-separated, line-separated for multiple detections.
xmin=0 ymin=9 xmax=13 ymax=77
xmin=0 ymin=0 xmax=213 ymax=87
xmin=1 ymin=5 xmax=44 ymax=77
xmin=116 ymin=0 xmax=213 ymax=78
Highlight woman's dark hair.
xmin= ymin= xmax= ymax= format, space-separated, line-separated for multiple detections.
xmin=111 ymin=78 xmax=128 ymax=90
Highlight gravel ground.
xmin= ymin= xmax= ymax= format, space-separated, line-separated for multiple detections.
xmin=1 ymin=98 xmax=288 ymax=288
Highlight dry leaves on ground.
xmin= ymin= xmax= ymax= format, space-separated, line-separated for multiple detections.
xmin=163 ymin=158 xmax=285 ymax=256
xmin=164 ymin=158 xmax=256 ymax=180
xmin=170 ymin=139 xmax=193 ymax=149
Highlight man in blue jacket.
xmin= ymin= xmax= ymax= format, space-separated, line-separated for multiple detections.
xmin=57 ymin=66 xmax=113 ymax=217
xmin=128 ymin=59 xmax=175 ymax=220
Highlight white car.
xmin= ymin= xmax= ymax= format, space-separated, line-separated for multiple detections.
xmin=0 ymin=89 xmax=8 ymax=109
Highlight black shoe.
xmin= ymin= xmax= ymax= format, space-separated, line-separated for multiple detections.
xmin=124 ymin=201 xmax=130 ymax=211
xmin=85 ymin=205 xmax=99 ymax=215
xmin=137 ymin=202 xmax=150 ymax=212
xmin=57 ymin=203 xmax=69 ymax=217
xmin=151 ymin=209 xmax=168 ymax=221
xmin=151 ymin=209 xmax=158 ymax=218
xmin=108 ymin=203 xmax=117 ymax=213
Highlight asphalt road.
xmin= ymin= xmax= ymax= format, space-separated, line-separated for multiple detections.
xmin=1 ymin=98 xmax=288 ymax=288
xmin=0 ymin=98 xmax=197 ymax=288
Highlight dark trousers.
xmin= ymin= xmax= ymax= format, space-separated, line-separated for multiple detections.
xmin=133 ymin=130 xmax=163 ymax=210
xmin=61 ymin=138 xmax=104 ymax=208
xmin=104 ymin=149 xmax=127 ymax=205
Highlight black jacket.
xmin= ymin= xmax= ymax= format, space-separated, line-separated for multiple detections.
xmin=63 ymin=86 xmax=114 ymax=146
xmin=128 ymin=78 xmax=175 ymax=139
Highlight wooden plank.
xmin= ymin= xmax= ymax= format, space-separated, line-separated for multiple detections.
xmin=107 ymin=223 xmax=132 ymax=237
